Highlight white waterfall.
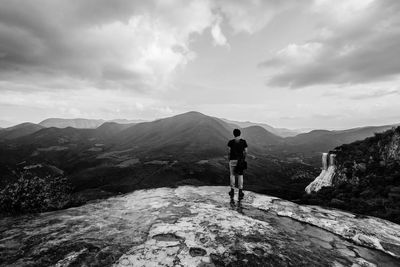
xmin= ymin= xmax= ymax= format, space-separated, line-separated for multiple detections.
xmin=322 ymin=152 xmax=328 ymax=170
xmin=305 ymin=153 xmax=336 ymax=193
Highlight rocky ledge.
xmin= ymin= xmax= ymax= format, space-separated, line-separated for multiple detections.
xmin=1 ymin=186 xmax=400 ymax=266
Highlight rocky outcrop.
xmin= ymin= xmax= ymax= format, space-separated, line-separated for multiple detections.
xmin=306 ymin=128 xmax=400 ymax=194
xmin=334 ymin=127 xmax=400 ymax=184
xmin=301 ymin=126 xmax=400 ymax=224
xmin=1 ymin=186 xmax=400 ymax=266
xmin=380 ymin=130 xmax=400 ymax=161
xmin=305 ymin=153 xmax=336 ymax=193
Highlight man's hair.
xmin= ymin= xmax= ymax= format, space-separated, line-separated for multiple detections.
xmin=233 ymin=128 xmax=241 ymax=137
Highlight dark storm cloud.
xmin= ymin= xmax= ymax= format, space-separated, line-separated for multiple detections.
xmin=260 ymin=0 xmax=400 ymax=88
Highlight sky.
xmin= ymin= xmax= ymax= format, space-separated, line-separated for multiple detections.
xmin=1 ymin=0 xmax=400 ymax=129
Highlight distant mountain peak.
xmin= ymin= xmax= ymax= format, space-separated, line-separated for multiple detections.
xmin=39 ymin=118 xmax=105 ymax=129
xmin=172 ymin=111 xmax=207 ymax=118
xmin=243 ymin=125 xmax=267 ymax=131
xmin=221 ymin=118 xmax=300 ymax=137
xmin=0 ymin=122 xmax=44 ymax=140
xmin=39 ymin=118 xmax=143 ymax=129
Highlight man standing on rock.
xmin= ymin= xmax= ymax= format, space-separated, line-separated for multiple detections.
xmin=227 ymin=128 xmax=248 ymax=204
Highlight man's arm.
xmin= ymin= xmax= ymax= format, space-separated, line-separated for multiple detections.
xmin=227 ymin=140 xmax=231 ymax=160
xmin=243 ymin=140 xmax=248 ymax=159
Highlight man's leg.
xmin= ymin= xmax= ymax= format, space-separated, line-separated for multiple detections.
xmin=230 ymin=174 xmax=236 ymax=189
xmin=238 ymin=175 xmax=244 ymax=201
xmin=228 ymin=161 xmax=236 ymax=201
xmin=229 ymin=162 xmax=236 ymax=189
xmin=229 ymin=175 xmax=235 ymax=201
xmin=238 ymin=175 xmax=243 ymax=189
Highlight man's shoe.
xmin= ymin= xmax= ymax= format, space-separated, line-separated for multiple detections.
xmin=229 ymin=188 xmax=234 ymax=197
xmin=238 ymin=189 xmax=244 ymax=201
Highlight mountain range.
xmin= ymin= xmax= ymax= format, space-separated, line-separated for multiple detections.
xmin=285 ymin=124 xmax=399 ymax=148
xmin=0 ymin=122 xmax=45 ymax=140
xmin=1 ymin=111 xmax=397 ymax=167
xmin=220 ymin=118 xmax=300 ymax=137
xmin=38 ymin=118 xmax=145 ymax=129
xmin=2 ymin=113 xmax=396 ymax=149
xmin=0 ymin=111 xmax=398 ymax=211
xmin=0 ymin=112 xmax=313 ymax=203
xmin=3 ymin=116 xmax=297 ymax=137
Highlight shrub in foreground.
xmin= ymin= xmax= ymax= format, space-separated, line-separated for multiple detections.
xmin=0 ymin=171 xmax=73 ymax=214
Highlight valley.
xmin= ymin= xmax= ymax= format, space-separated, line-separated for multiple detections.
xmin=0 ymin=111 xmax=398 ymax=221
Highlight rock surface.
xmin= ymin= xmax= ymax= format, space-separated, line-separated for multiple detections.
xmin=1 ymin=186 xmax=400 ymax=267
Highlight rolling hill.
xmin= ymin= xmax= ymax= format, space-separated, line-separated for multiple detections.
xmin=114 ymin=111 xmax=232 ymax=157
xmin=241 ymin=126 xmax=283 ymax=149
xmin=3 ymin=111 xmax=397 ymax=213
xmin=0 ymin=123 xmax=44 ymax=140
xmin=286 ymin=125 xmax=397 ymax=147
xmin=39 ymin=118 xmax=106 ymax=129
xmin=113 ymin=111 xmax=285 ymax=158
xmin=94 ymin=122 xmax=135 ymax=140
xmin=286 ymin=125 xmax=394 ymax=147
xmin=270 ymin=124 xmax=399 ymax=166
xmin=0 ymin=111 xmax=316 ymax=206
xmin=14 ymin=126 xmax=95 ymax=147
xmin=39 ymin=118 xmax=145 ymax=129
xmin=221 ymin=118 xmax=300 ymax=137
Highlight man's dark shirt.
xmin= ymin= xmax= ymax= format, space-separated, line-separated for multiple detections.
xmin=227 ymin=139 xmax=248 ymax=160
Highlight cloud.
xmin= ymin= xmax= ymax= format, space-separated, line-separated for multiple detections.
xmin=0 ymin=0 xmax=293 ymax=93
xmin=217 ymin=0 xmax=299 ymax=34
xmin=0 ymin=0 xmax=217 ymax=92
xmin=0 ymin=86 xmax=175 ymax=122
xmin=348 ymin=88 xmax=400 ymax=100
xmin=344 ymin=88 xmax=400 ymax=100
xmin=260 ymin=0 xmax=400 ymax=88
xmin=211 ymin=16 xmax=228 ymax=47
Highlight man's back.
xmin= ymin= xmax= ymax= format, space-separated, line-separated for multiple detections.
xmin=227 ymin=138 xmax=247 ymax=160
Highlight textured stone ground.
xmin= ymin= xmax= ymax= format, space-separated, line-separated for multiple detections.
xmin=1 ymin=186 xmax=400 ymax=266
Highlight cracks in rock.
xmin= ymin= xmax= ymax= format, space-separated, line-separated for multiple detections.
xmin=152 ymin=233 xmax=183 ymax=242
xmin=189 ymin=247 xmax=207 ymax=257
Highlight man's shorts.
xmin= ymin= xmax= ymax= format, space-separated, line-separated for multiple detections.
xmin=229 ymin=160 xmax=238 ymax=176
